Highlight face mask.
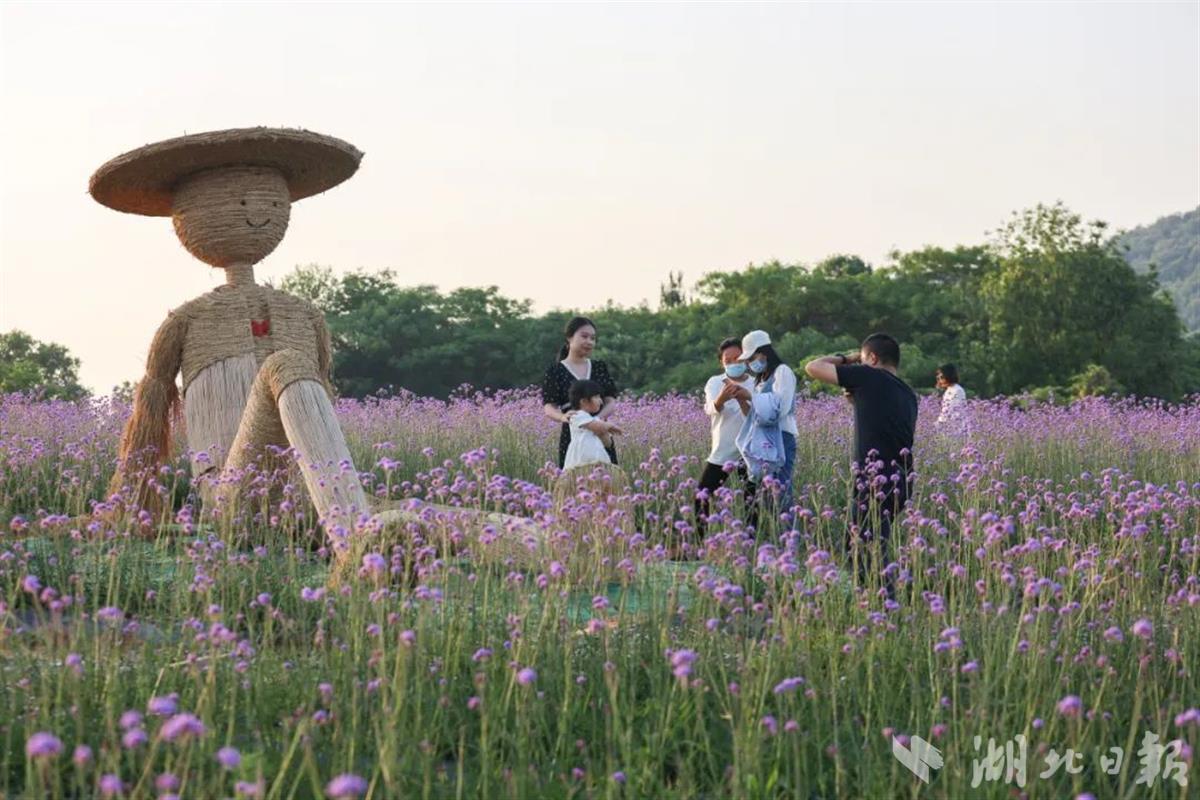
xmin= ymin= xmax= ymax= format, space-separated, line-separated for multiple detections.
xmin=748 ymin=359 xmax=767 ymax=375
xmin=724 ymin=363 xmax=747 ymax=379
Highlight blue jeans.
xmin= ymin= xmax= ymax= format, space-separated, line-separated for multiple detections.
xmin=774 ymin=431 xmax=797 ymax=512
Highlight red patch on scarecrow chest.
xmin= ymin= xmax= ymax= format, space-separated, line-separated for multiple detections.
xmin=250 ymin=319 xmax=271 ymax=338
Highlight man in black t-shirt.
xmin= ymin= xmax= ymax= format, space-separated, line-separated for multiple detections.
xmin=805 ymin=333 xmax=918 ymax=594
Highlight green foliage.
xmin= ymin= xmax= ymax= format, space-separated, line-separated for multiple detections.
xmin=279 ymin=265 xmax=536 ymax=398
xmin=658 ymin=270 xmax=687 ymax=310
xmin=1120 ymin=206 xmax=1199 ymax=331
xmin=1023 ymin=385 xmax=1069 ymax=408
xmin=983 ymin=203 xmax=1185 ymax=398
xmin=110 ymin=380 xmax=137 ymax=403
xmin=276 ymin=204 xmax=1197 ymax=401
xmin=1180 ymin=334 xmax=1200 ymax=397
xmin=0 ymin=330 xmax=87 ymax=399
xmin=1068 ymin=364 xmax=1124 ymax=398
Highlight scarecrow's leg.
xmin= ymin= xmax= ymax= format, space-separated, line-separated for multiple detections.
xmin=217 ymin=349 xmax=368 ymax=546
xmin=184 ymin=354 xmax=259 ymax=513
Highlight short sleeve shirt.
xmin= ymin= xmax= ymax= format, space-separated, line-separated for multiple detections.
xmin=541 ymin=360 xmax=619 ymax=468
xmin=836 ymin=364 xmax=918 ymax=474
xmin=541 ymin=360 xmax=618 ymax=411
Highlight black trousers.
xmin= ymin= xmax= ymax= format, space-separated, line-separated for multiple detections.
xmin=695 ymin=461 xmax=747 ymax=536
xmin=847 ymin=483 xmax=909 ymax=595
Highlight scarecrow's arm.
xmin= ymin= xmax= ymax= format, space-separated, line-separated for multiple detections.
xmin=314 ymin=311 xmax=336 ymax=397
xmin=108 ymin=310 xmax=186 ymax=513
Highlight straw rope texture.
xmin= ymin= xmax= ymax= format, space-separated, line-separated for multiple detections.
xmin=173 ymin=167 xmax=291 ymax=267
xmin=111 ymin=283 xmax=336 ymax=501
xmin=109 ymin=168 xmax=338 ymax=523
xmin=89 ymin=127 xmax=363 ymax=217
xmin=183 ymin=354 xmax=258 ymax=479
xmin=215 ymin=370 xmax=369 ymax=535
xmin=95 ymin=131 xmax=366 ymax=542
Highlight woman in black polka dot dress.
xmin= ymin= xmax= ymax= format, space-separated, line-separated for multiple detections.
xmin=541 ymin=316 xmax=619 ymax=469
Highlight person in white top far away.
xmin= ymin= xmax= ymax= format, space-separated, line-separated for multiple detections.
xmin=935 ymin=363 xmax=967 ymax=427
xmin=694 ymin=337 xmax=755 ymax=537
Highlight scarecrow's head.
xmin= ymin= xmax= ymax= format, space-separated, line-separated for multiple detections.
xmin=171 ymin=166 xmax=291 ymax=267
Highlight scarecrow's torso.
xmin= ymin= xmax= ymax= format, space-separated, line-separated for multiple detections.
xmin=170 ymin=283 xmax=328 ymax=473
xmin=175 ymin=283 xmax=323 ymax=391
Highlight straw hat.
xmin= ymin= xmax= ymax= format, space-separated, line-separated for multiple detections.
xmin=90 ymin=127 xmax=363 ymax=216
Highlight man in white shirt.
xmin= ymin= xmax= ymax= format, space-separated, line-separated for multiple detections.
xmin=695 ymin=337 xmax=755 ymax=536
xmin=936 ymin=363 xmax=967 ymax=427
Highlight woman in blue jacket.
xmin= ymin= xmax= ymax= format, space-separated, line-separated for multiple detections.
xmin=731 ymin=330 xmax=798 ymax=524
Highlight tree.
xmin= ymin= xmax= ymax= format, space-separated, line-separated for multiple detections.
xmin=982 ymin=203 xmax=1186 ymax=398
xmin=697 ymin=260 xmax=877 ymax=339
xmin=659 ymin=271 xmax=687 ymax=310
xmin=813 ymin=254 xmax=871 ymax=278
xmin=110 ymin=381 xmax=137 ymax=403
xmin=279 ymin=265 xmax=537 ymax=398
xmin=274 ymin=203 xmax=1194 ymax=401
xmin=0 ymin=330 xmax=87 ymax=399
xmin=880 ymin=246 xmax=996 ymax=393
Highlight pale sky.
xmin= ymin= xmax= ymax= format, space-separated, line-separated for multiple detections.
xmin=1 ymin=2 xmax=1197 ymax=393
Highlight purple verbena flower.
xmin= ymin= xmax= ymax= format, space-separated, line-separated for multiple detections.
xmin=121 ymin=728 xmax=148 ymax=749
xmin=155 ymin=773 xmax=180 ymax=792
xmin=25 ymin=731 xmax=62 ymax=759
xmin=1057 ymin=695 xmax=1083 ymax=718
xmin=773 ymin=676 xmax=805 ymax=694
xmin=147 ymin=695 xmax=178 ymax=717
xmin=217 ymin=746 xmax=241 ymax=769
xmin=325 ymin=773 xmax=368 ymax=799
xmin=99 ymin=773 xmax=124 ymax=797
xmin=160 ymin=713 xmax=206 ymax=742
xmin=668 ymin=649 xmax=698 ymax=680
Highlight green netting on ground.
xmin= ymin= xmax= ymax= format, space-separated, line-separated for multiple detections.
xmin=12 ymin=536 xmax=703 ymax=629
xmin=564 ymin=562 xmax=701 ymax=625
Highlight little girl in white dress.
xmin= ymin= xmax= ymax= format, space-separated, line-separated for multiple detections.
xmin=563 ymin=379 xmax=622 ymax=470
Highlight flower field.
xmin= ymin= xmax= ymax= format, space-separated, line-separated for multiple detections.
xmin=1 ymin=389 xmax=1197 ymax=798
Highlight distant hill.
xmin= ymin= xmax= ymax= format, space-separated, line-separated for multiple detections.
xmin=1120 ymin=207 xmax=1200 ymax=331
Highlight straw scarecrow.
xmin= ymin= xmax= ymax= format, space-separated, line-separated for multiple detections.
xmin=89 ymin=127 xmax=589 ymax=580
xmin=90 ymin=128 xmax=373 ymax=543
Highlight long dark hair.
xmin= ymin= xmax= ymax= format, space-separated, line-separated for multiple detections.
xmin=558 ymin=316 xmax=596 ymax=360
xmin=752 ymin=344 xmax=785 ymax=385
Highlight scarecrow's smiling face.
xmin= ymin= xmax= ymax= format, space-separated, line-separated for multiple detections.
xmin=172 ymin=166 xmax=292 ymax=268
